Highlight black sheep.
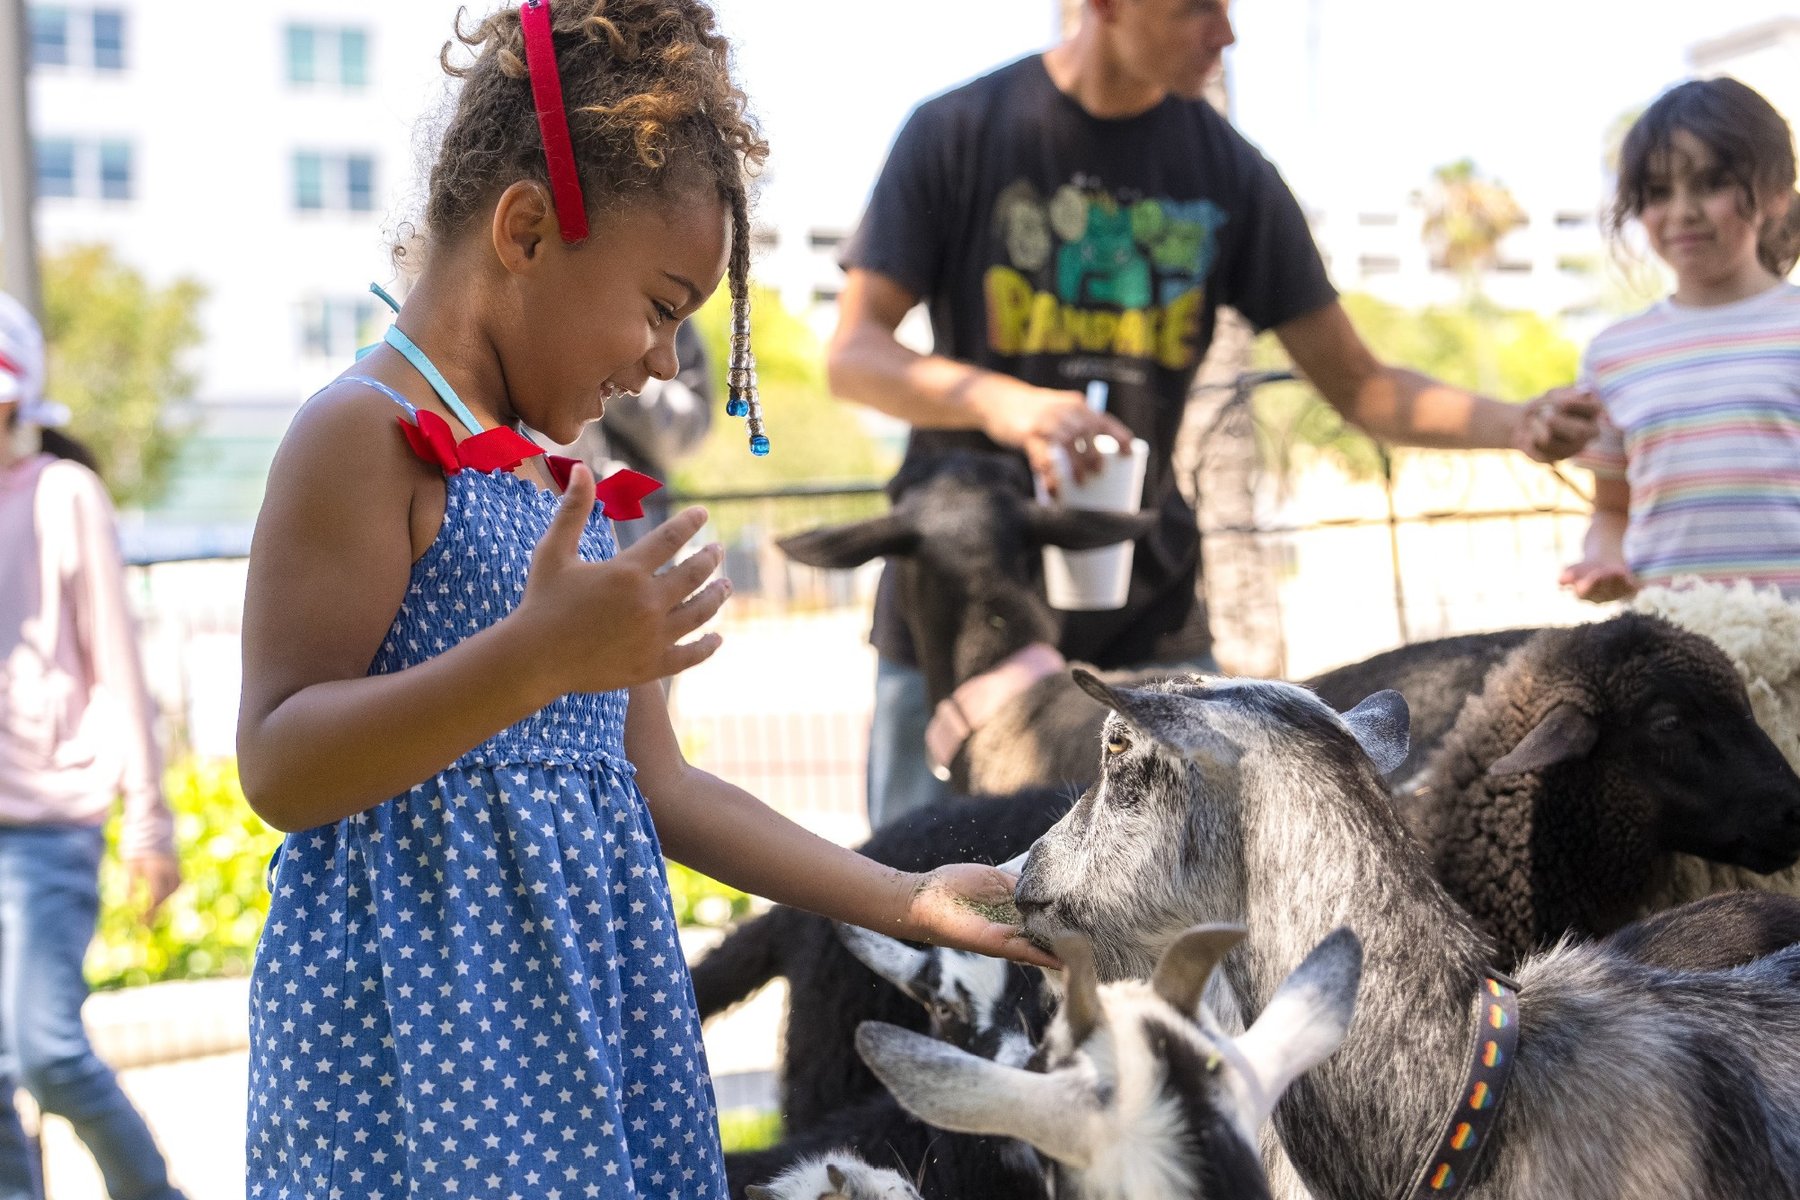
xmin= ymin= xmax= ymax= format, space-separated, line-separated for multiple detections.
xmin=776 ymin=450 xmax=1160 ymax=797
xmin=1304 ymin=627 xmax=1536 ymax=781
xmin=690 ymin=788 xmax=1073 ymax=1130
xmin=1390 ymin=614 xmax=1800 ymax=965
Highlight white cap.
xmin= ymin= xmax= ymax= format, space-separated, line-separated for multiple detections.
xmin=0 ymin=292 xmax=45 ymax=410
xmin=0 ymin=292 xmax=66 ymax=427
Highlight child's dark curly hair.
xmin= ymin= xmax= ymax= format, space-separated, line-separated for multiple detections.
xmin=429 ymin=0 xmax=768 ymax=310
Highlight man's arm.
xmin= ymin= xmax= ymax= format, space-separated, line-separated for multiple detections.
xmin=826 ymin=268 xmax=1134 ymax=486
xmin=1273 ymin=300 xmax=1598 ymax=461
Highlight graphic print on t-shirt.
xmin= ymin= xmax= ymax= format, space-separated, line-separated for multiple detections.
xmin=985 ymin=178 xmax=1228 ymax=372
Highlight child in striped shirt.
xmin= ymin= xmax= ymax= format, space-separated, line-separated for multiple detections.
xmin=1564 ymin=77 xmax=1800 ymax=601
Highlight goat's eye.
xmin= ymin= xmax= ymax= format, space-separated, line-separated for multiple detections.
xmin=1650 ymin=712 xmax=1680 ymax=734
xmin=1105 ymin=731 xmax=1131 ymax=756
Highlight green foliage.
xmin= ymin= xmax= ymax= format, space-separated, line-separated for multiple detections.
xmin=666 ymin=860 xmax=754 ymax=928
xmin=89 ymin=758 xmax=281 ymax=991
xmin=678 ymin=285 xmax=895 ymax=493
xmin=718 ymin=1108 xmax=782 ymax=1153
xmin=1251 ymin=291 xmax=1581 ymax=483
xmin=40 ymin=245 xmax=205 ymax=509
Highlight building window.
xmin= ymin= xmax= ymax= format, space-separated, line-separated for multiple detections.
xmin=35 ymin=138 xmax=76 ymax=198
xmin=97 ymin=139 xmax=131 ymax=200
xmin=29 ymin=6 xmax=69 ymax=66
xmin=285 ymin=26 xmax=316 ymax=84
xmin=293 ymin=151 xmax=378 ymax=214
xmin=1357 ymin=211 xmax=1399 ymax=227
xmin=301 ymin=297 xmax=383 ymax=360
xmin=28 ymin=6 xmax=125 ymax=70
xmin=345 ymin=155 xmax=375 ymax=212
xmin=285 ymin=24 xmax=371 ymax=88
xmin=91 ymin=8 xmax=123 ymax=69
xmin=1358 ymin=254 xmax=1401 ymax=275
xmin=34 ymin=136 xmax=132 ymax=201
xmin=293 ymin=152 xmax=324 ymax=210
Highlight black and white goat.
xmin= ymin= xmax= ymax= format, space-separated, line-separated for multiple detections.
xmin=743 ymin=1155 xmax=922 ymax=1200
xmin=691 ymin=788 xmax=1067 ymax=1130
xmin=725 ymin=927 xmax=1048 ymax=1200
xmin=857 ymin=924 xmax=1362 ymax=1200
xmin=1014 ymin=672 xmax=1800 ymax=1199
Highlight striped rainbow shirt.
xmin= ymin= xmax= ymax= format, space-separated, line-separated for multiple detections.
xmin=1576 ymin=281 xmax=1800 ymax=596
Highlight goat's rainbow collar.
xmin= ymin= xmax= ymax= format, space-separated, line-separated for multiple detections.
xmin=924 ymin=643 xmax=1067 ymax=779
xmin=1403 ymin=972 xmax=1522 ymax=1199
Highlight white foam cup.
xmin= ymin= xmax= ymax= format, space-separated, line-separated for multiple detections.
xmin=1035 ymin=434 xmax=1150 ymax=611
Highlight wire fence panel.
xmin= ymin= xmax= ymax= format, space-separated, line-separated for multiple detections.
xmin=127 ymin=465 xmax=1602 ymax=847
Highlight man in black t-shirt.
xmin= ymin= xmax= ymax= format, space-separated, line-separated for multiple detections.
xmin=830 ymin=0 xmax=1600 ymax=826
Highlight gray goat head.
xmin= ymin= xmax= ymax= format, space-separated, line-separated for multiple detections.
xmin=1013 ymin=671 xmax=1407 ymax=980
xmin=855 ymin=923 xmax=1362 ymax=1200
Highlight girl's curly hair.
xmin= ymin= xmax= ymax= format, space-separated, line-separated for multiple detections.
xmin=1612 ymin=77 xmax=1800 ymax=278
xmin=430 ymin=0 xmax=768 ymax=305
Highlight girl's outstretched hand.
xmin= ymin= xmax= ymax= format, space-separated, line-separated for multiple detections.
xmin=1560 ymin=557 xmax=1639 ymax=603
xmin=516 ymin=463 xmax=731 ymax=695
xmin=902 ymin=863 xmax=1062 ymax=970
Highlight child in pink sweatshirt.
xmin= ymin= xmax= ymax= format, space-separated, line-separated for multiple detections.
xmin=0 ymin=291 xmax=186 ymax=1200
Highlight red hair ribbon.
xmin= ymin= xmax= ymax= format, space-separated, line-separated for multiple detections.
xmin=396 ymin=410 xmax=662 ymax=519
xmin=519 ymin=0 xmax=590 ymax=244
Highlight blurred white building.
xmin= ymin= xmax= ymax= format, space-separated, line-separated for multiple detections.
xmin=1689 ymin=17 xmax=1799 ymax=129
xmin=25 ymin=1 xmax=466 ymax=551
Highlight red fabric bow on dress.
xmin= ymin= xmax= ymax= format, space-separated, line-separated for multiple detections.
xmin=397 ymin=409 xmax=663 ymax=520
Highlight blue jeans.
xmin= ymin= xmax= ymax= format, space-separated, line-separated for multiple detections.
xmin=0 ymin=827 xmax=183 ymax=1200
xmin=867 ymin=652 xmax=1220 ymax=830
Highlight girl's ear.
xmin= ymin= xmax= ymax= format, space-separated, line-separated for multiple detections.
xmin=491 ymin=181 xmax=555 ymax=274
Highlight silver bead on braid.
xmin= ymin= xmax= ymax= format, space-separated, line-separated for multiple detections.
xmin=726 ymin=295 xmax=768 ymax=456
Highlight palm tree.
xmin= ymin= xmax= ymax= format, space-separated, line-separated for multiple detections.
xmin=1420 ymin=159 xmax=1525 ymax=285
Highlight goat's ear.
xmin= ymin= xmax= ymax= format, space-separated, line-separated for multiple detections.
xmin=745 ymin=1188 xmax=775 ymax=1200
xmin=1152 ymin=924 xmax=1246 ymax=1016
xmin=1073 ymin=670 xmax=1243 ymax=770
xmin=1022 ymin=505 xmax=1158 ymax=551
xmin=1340 ymin=690 xmax=1410 ymax=776
xmin=826 ymin=1163 xmax=848 ymax=1192
xmin=777 ymin=514 xmax=919 ymax=569
xmin=1488 ymin=702 xmax=1597 ymax=776
xmin=1053 ymin=934 xmax=1104 ymax=1045
xmin=856 ymin=1021 xmax=1098 ymax=1168
xmin=1234 ymin=927 xmax=1363 ymax=1129
xmin=837 ymin=923 xmax=930 ymax=996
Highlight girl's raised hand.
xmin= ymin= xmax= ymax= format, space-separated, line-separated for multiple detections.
xmin=516 ymin=463 xmax=730 ymax=695
xmin=901 ymin=863 xmax=1061 ymax=969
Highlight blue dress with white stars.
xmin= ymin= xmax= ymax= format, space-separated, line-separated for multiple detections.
xmin=245 ymin=362 xmax=727 ymax=1200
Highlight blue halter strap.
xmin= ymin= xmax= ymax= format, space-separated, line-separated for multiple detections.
xmin=363 ymin=282 xmax=487 ymax=438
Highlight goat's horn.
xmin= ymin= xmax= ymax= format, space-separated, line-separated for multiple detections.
xmin=1053 ymin=933 xmax=1104 ymax=1045
xmin=1152 ymin=924 xmax=1247 ymax=1016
